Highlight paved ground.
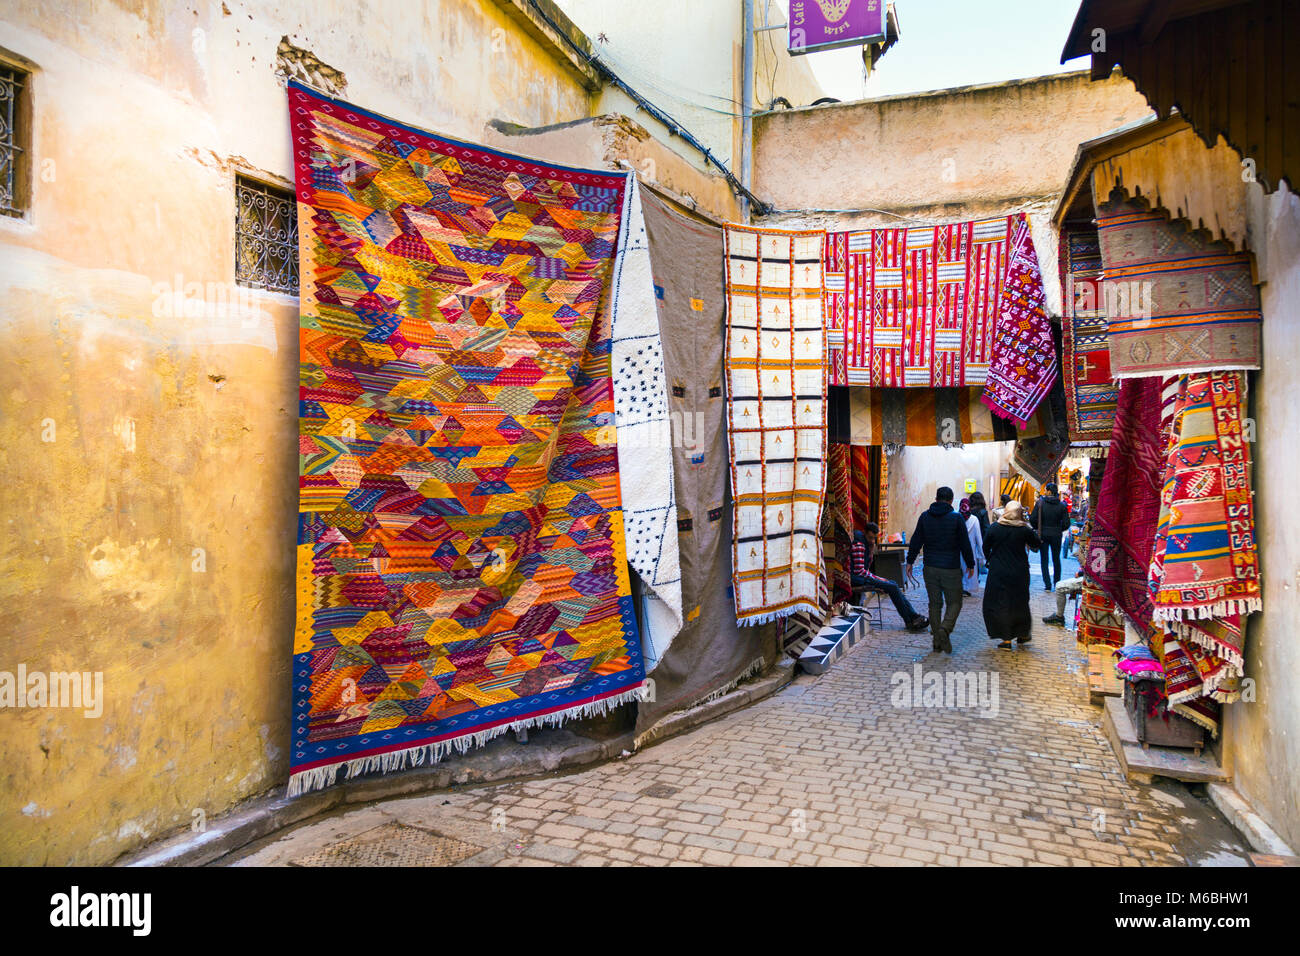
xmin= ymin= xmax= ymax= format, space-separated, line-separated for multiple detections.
xmin=228 ymin=569 xmax=1251 ymax=867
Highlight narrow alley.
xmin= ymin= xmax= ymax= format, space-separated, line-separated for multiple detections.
xmin=228 ymin=581 xmax=1249 ymax=867
xmin=5 ymin=0 xmax=1297 ymax=924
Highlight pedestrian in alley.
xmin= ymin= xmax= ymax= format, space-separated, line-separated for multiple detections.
xmin=1028 ymin=482 xmax=1070 ymax=591
xmin=905 ymin=486 xmax=976 ymax=654
xmin=959 ymin=497 xmax=983 ymax=596
xmin=1043 ymin=527 xmax=1085 ymax=626
xmin=982 ymin=499 xmax=1042 ymax=650
xmin=968 ymin=491 xmax=991 ymax=539
xmin=851 ymin=525 xmax=929 ymax=632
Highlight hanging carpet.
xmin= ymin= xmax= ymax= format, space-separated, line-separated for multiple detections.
xmin=1095 ymin=195 xmax=1261 ymax=379
xmin=825 ymin=443 xmax=854 ymax=604
xmin=725 ymin=224 xmax=828 ymax=626
xmin=1146 ymin=370 xmax=1258 ymax=712
xmin=608 ymin=177 xmax=682 ymax=666
xmin=823 ymin=213 xmax=1054 ymax=429
xmin=1059 ymin=221 xmax=1117 ymax=444
xmin=1082 ymin=376 xmax=1166 ymax=631
xmin=981 ymin=211 xmax=1058 ymax=427
xmin=634 ymin=189 xmax=770 ymax=736
xmin=847 ymin=386 xmax=1040 ymax=450
xmin=1148 ymin=371 xmax=1261 ymax=623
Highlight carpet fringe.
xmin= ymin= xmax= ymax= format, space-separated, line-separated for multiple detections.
xmin=683 ymin=656 xmax=766 ymax=710
xmin=1200 ymin=665 xmax=1242 ymax=702
xmin=1113 ymin=363 xmax=1259 ymax=380
xmin=1162 ymin=622 xmax=1247 ymax=674
xmin=737 ymin=603 xmax=818 ymax=627
xmin=979 ymin=392 xmax=1031 ymax=430
xmin=286 ymin=684 xmax=649 ymax=798
xmin=1070 ymin=443 xmax=1109 ymax=457
xmin=1153 ymin=597 xmax=1262 ymax=624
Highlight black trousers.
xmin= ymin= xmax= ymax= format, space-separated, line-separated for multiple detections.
xmin=1040 ymin=534 xmax=1062 ymax=589
xmin=922 ymin=565 xmax=963 ymax=650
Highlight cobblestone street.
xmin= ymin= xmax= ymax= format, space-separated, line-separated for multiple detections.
xmin=231 ymin=579 xmax=1250 ymax=867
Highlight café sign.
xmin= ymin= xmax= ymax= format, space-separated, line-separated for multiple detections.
xmin=788 ymin=0 xmax=887 ymax=55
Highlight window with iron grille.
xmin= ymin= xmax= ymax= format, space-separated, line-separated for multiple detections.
xmin=235 ymin=175 xmax=298 ymax=294
xmin=0 ymin=63 xmax=30 ymax=219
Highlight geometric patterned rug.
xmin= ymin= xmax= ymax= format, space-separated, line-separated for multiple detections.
xmin=824 ymin=214 xmax=1027 ymax=390
xmin=724 ymin=224 xmax=827 ymax=626
xmin=288 ymin=83 xmax=645 ymax=795
xmin=1095 ymin=195 xmax=1262 ymax=379
xmin=1059 ymin=221 xmax=1116 ymax=444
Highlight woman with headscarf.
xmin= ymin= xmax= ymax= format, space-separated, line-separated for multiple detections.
xmin=981 ymin=499 xmax=1042 ymax=650
xmin=959 ymin=498 xmax=983 ymax=596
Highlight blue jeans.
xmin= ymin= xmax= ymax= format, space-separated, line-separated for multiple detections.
xmin=854 ymin=575 xmax=920 ymax=625
xmin=1040 ymin=535 xmax=1062 ymax=589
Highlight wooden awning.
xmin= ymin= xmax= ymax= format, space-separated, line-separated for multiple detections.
xmin=1060 ymin=0 xmax=1297 ymax=195
xmin=1053 ymin=113 xmax=1251 ymax=254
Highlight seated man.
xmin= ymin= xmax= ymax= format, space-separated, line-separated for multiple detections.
xmin=1042 ymin=575 xmax=1083 ymax=626
xmin=1043 ymin=530 xmax=1085 ymax=626
xmin=851 ymin=524 xmax=929 ymax=632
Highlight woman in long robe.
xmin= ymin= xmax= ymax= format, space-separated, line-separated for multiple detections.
xmin=982 ymin=500 xmax=1042 ymax=649
xmin=959 ymin=498 xmax=983 ymax=596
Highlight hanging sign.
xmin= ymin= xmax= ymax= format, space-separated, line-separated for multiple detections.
xmin=788 ymin=0 xmax=887 ymax=56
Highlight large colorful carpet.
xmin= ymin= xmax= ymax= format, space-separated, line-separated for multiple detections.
xmin=1059 ymin=222 xmax=1117 ymax=444
xmin=288 ymin=83 xmax=645 ymax=794
xmin=1146 ymin=371 xmax=1258 ymax=707
xmin=1077 ymin=456 xmax=1125 ymax=649
xmin=1149 ymin=371 xmax=1261 ymax=622
xmin=608 ymin=177 xmax=681 ymax=666
xmin=981 ymin=213 xmax=1057 ymax=427
xmin=724 ymin=224 xmax=828 ymax=626
xmin=823 ymin=214 xmax=1051 ymax=415
xmin=1095 ymin=196 xmax=1262 ymax=379
xmin=634 ymin=189 xmax=768 ymax=736
xmin=847 ymin=386 xmax=1040 ymax=450
xmin=1083 ymin=376 xmax=1165 ymax=630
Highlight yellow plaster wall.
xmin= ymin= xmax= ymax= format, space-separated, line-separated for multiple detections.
xmin=0 ymin=0 xmax=594 ymax=865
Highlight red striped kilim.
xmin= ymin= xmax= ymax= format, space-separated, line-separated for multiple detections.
xmin=823 ymin=215 xmax=1019 ymax=389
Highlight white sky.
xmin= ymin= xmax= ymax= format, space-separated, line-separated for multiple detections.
xmin=777 ymin=0 xmax=1092 ymax=101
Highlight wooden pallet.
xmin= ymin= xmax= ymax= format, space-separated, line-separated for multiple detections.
xmin=1086 ymin=645 xmax=1123 ymax=705
xmin=1102 ymin=697 xmax=1228 ymax=784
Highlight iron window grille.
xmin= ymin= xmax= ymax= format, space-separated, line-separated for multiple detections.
xmin=1 ymin=64 xmax=29 ymax=218
xmin=235 ymin=175 xmax=298 ymax=294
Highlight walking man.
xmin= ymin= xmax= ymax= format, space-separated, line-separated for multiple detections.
xmin=905 ymin=487 xmax=976 ymax=654
xmin=1028 ymin=481 xmax=1070 ymax=591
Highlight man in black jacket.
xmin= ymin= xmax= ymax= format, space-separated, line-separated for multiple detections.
xmin=1029 ymin=482 xmax=1069 ymax=591
xmin=905 ymin=487 xmax=976 ymax=654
